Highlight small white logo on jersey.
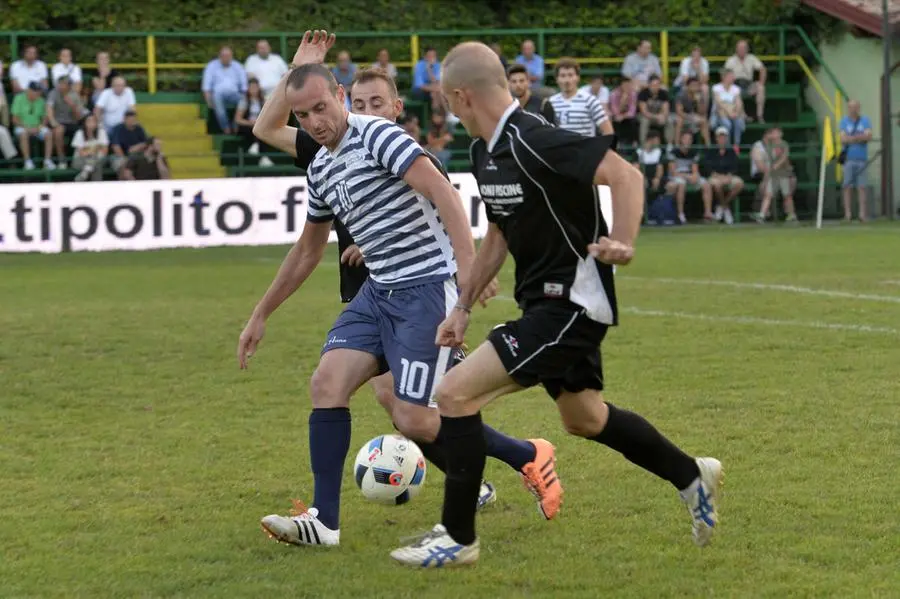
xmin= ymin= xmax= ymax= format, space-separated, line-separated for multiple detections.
xmin=502 ymin=333 xmax=519 ymax=357
xmin=324 ymin=335 xmax=348 ymax=346
xmin=485 ymin=159 xmax=498 ymax=171
xmin=334 ymin=180 xmax=353 ymax=211
xmin=544 ymin=283 xmax=564 ymax=297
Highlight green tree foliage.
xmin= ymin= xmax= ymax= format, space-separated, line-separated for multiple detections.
xmin=0 ymin=0 xmax=844 ymax=72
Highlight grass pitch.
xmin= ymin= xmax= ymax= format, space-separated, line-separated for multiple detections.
xmin=1 ymin=224 xmax=899 ymax=598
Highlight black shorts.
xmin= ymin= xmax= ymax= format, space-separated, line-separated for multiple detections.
xmin=487 ymin=300 xmax=608 ymax=400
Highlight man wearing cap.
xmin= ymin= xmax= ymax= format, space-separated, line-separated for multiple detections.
xmin=109 ymin=109 xmax=149 ymax=177
xmin=11 ymin=81 xmax=54 ymax=170
xmin=703 ymin=126 xmax=743 ymax=225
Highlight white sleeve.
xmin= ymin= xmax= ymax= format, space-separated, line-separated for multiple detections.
xmin=72 ymin=65 xmax=83 ymax=83
xmin=679 ymin=58 xmax=691 ymax=77
xmin=38 ymin=62 xmax=48 ymax=79
xmin=96 ymin=89 xmax=109 ymax=109
xmin=71 ymin=130 xmax=84 ymax=148
xmin=99 ymin=129 xmax=109 ymax=145
xmin=127 ymin=88 xmax=136 ymax=106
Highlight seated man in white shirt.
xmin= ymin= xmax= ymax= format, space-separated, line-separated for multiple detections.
xmin=674 ymin=46 xmax=709 ymax=107
xmin=244 ymin=40 xmax=289 ymax=97
xmin=51 ymin=48 xmax=83 ymax=93
xmin=94 ymin=76 xmax=137 ymax=134
xmin=10 ymin=45 xmax=49 ymax=94
xmin=724 ymin=40 xmax=767 ymax=123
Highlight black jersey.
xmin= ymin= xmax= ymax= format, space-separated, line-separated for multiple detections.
xmin=294 ymin=128 xmax=452 ymax=303
xmin=521 ymin=94 xmax=557 ymax=126
xmin=471 ymin=103 xmax=619 ymax=325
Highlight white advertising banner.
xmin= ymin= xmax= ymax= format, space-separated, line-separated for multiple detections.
xmin=0 ymin=175 xmax=610 ymax=254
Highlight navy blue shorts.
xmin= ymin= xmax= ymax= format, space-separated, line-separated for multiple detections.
xmin=322 ymin=278 xmax=460 ymax=406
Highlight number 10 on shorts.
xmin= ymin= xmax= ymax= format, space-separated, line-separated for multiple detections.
xmin=398 ymin=358 xmax=430 ymax=401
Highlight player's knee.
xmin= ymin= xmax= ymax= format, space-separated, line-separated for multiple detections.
xmin=433 ymin=379 xmax=472 ymax=417
xmin=309 ymin=366 xmax=350 ymax=409
xmin=371 ymin=381 xmax=395 ymax=413
xmin=562 ymin=418 xmax=604 ymax=438
xmin=392 ymin=404 xmax=439 ymax=443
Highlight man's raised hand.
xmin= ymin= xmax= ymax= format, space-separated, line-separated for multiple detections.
xmin=292 ymin=30 xmax=337 ymax=67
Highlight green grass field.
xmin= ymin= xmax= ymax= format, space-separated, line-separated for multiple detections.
xmin=2 ymin=224 xmax=899 ymax=598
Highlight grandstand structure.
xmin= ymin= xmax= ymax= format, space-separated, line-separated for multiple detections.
xmin=0 ymin=25 xmax=867 ymax=219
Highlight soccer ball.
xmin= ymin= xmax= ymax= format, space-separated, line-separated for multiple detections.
xmin=353 ymin=434 xmax=426 ymax=505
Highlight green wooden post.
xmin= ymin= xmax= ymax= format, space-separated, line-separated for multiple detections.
xmin=10 ymin=33 xmax=18 ymax=64
xmin=537 ymin=30 xmax=546 ymax=59
xmin=778 ymin=27 xmax=786 ymax=85
xmin=279 ymin=34 xmax=288 ymax=62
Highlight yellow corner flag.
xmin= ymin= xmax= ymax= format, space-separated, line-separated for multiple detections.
xmin=823 ymin=116 xmax=835 ymax=163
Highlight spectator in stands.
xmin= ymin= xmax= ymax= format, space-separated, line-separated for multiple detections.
xmin=725 ymin=40 xmax=767 ymax=123
xmin=234 ymin=78 xmax=274 ymax=168
xmin=669 ymin=130 xmax=713 ymax=223
xmin=579 ymin=74 xmax=610 ymax=115
xmin=244 ymin=40 xmax=288 ymax=97
xmin=95 ymin=75 xmax=137 ymax=135
xmin=674 ymin=76 xmax=710 ymax=146
xmin=47 ymin=76 xmax=86 ymax=169
xmin=371 ymin=48 xmax=398 ymax=80
xmin=71 ymin=113 xmax=108 ymax=182
xmin=412 ymin=47 xmax=442 ymax=110
xmin=332 ymin=50 xmax=357 ymax=89
xmin=0 ymin=89 xmax=19 ymax=164
xmin=609 ymin=77 xmax=639 ymax=147
xmin=51 ymin=48 xmax=83 ymax=93
xmin=121 ymin=137 xmax=170 ymax=181
xmin=12 ymin=83 xmax=53 ymax=170
xmin=514 ymin=40 xmax=545 ymax=91
xmin=202 ymin=46 xmax=248 ymax=135
xmin=711 ymin=69 xmax=746 ymax=146
xmin=490 ymin=44 xmax=508 ymax=71
xmin=621 ymin=40 xmax=661 ymax=90
xmin=704 ymin=126 xmax=744 ymax=225
xmin=839 ymin=99 xmax=873 ymax=222
xmin=750 ymin=128 xmax=773 ymax=184
xmin=10 ymin=45 xmax=48 ymax=94
xmin=755 ymin=127 xmax=797 ymax=222
xmin=637 ymin=75 xmax=671 ymax=144
xmin=674 ymin=46 xmax=709 ymax=106
xmin=633 ymin=130 xmax=672 ymax=202
xmin=424 ymin=111 xmax=453 ymax=167
xmin=507 ymin=63 xmax=556 ymax=124
xmin=89 ymin=51 xmax=119 ymax=110
xmin=398 ymin=112 xmax=421 ymax=143
xmin=109 ymin=110 xmax=148 ymax=177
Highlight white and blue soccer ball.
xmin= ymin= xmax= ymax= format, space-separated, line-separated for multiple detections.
xmin=354 ymin=434 xmax=426 ymax=505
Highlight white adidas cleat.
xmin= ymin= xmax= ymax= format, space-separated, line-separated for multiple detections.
xmin=680 ymin=457 xmax=724 ymax=547
xmin=476 ymin=480 xmax=497 ymax=511
xmin=391 ymin=524 xmax=479 ymax=568
xmin=260 ymin=500 xmax=340 ymax=547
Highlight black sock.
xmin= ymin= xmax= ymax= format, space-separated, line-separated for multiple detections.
xmin=591 ymin=403 xmax=700 ymax=490
xmin=440 ymin=413 xmax=485 ymax=545
xmin=392 ymin=421 xmax=448 ymax=474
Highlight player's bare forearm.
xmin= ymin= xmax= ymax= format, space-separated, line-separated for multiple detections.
xmin=403 ymin=156 xmax=477 ymax=282
xmin=458 ymin=224 xmax=508 ymax=307
xmin=593 ymin=151 xmax=644 ymax=246
xmin=598 ymin=119 xmax=614 ymax=136
xmin=252 ymin=220 xmax=331 ymax=319
xmin=252 ymin=73 xmax=298 ymax=157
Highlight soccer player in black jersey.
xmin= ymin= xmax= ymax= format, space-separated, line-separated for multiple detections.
xmin=392 ymin=42 xmax=723 ymax=568
xmin=507 ymin=63 xmax=556 ymax=125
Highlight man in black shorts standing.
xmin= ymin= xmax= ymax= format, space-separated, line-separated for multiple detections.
xmin=392 ymin=41 xmax=723 ymax=568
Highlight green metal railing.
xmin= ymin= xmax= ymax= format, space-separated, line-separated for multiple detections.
xmin=2 ymin=26 xmax=848 ymax=104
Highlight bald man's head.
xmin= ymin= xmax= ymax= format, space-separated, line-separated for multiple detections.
xmin=441 ymin=42 xmax=512 ymax=139
xmin=441 ymin=42 xmax=508 ymax=94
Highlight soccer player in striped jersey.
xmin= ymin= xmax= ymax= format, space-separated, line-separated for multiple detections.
xmin=237 ymin=31 xmax=558 ymax=548
xmin=548 ymin=57 xmax=613 ymax=137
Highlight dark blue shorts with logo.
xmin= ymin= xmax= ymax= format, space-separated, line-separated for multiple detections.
xmin=487 ymin=299 xmax=608 ymax=400
xmin=322 ymin=277 xmax=462 ymax=407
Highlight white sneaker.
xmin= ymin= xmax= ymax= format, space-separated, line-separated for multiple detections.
xmin=43 ymin=159 xmax=56 ymax=170
xmin=724 ymin=208 xmax=734 ymax=225
xmin=476 ymin=480 xmax=497 ymax=511
xmin=248 ymin=142 xmax=260 ymax=156
xmin=258 ymin=156 xmax=274 ymax=167
xmin=680 ymin=457 xmax=723 ymax=547
xmin=391 ymin=524 xmax=480 ymax=568
xmin=24 ymin=159 xmax=35 ymax=170
xmin=678 ymin=212 xmax=687 ymax=225
xmin=713 ymin=205 xmax=724 ymax=221
xmin=58 ymin=160 xmax=68 ymax=170
xmin=260 ymin=500 xmax=340 ymax=547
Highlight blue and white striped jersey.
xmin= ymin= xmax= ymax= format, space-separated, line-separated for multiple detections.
xmin=548 ymin=89 xmax=608 ymax=137
xmin=306 ymin=113 xmax=456 ymax=287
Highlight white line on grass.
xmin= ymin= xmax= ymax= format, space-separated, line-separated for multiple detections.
xmin=621 ymin=276 xmax=900 ymax=304
xmin=493 ymin=295 xmax=900 ymax=336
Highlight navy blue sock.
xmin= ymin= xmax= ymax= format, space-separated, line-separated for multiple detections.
xmin=309 ymin=407 xmax=351 ymax=530
xmin=482 ymin=424 xmax=536 ymax=471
